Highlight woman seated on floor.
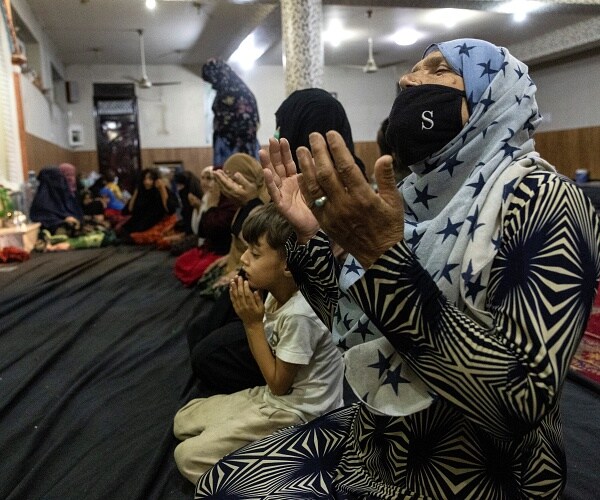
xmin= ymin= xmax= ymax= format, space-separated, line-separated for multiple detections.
xmin=30 ymin=163 xmax=84 ymax=235
xmin=30 ymin=164 xmax=115 ymax=251
xmin=164 ymin=170 xmax=205 ymax=254
xmin=120 ymin=167 xmax=179 ymax=245
xmin=195 ymin=153 xmax=270 ymax=299
xmin=174 ymin=166 xmax=237 ymax=287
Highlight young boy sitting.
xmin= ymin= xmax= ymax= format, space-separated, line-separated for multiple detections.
xmin=173 ymin=203 xmax=344 ymax=484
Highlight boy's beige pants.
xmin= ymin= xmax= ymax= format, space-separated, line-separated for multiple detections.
xmin=173 ymin=385 xmax=302 ymax=484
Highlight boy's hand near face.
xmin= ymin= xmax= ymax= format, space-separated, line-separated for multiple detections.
xmin=229 ymin=274 xmax=299 ymax=396
xmin=229 ymin=275 xmax=264 ymax=330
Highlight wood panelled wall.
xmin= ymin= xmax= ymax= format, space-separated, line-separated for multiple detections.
xmin=534 ymin=126 xmax=600 ymax=180
xmin=140 ymin=148 xmax=213 ymax=178
xmin=25 ymin=127 xmax=600 ymax=182
xmin=25 ymin=133 xmax=77 ymax=173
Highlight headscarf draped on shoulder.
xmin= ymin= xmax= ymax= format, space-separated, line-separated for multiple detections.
xmin=30 ymin=166 xmax=84 ymax=233
xmin=337 ymin=39 xmax=556 ymax=417
xmin=275 ymin=88 xmax=365 ymax=174
xmin=397 ymin=38 xmax=555 ymax=321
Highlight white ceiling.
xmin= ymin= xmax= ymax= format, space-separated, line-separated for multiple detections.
xmin=13 ymin=0 xmax=600 ymax=77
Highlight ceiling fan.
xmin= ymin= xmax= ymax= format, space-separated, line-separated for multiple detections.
xmin=342 ymin=9 xmax=379 ymax=74
xmin=125 ymin=29 xmax=181 ymax=89
xmin=363 ymin=37 xmax=378 ymax=74
xmin=342 ymin=36 xmax=379 ymax=74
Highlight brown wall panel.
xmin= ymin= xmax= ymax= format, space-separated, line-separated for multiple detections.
xmin=25 ymin=133 xmax=76 ymax=173
xmin=354 ymin=141 xmax=381 ymax=181
xmin=141 ymin=147 xmax=213 ymax=178
xmin=27 ymin=125 xmax=600 ymax=184
xmin=72 ymin=150 xmax=100 ymax=174
xmin=535 ymin=126 xmax=600 ymax=180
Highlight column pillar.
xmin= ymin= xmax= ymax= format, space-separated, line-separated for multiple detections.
xmin=280 ymin=0 xmax=323 ymax=96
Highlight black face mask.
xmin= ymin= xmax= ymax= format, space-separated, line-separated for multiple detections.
xmin=385 ymin=84 xmax=466 ymax=167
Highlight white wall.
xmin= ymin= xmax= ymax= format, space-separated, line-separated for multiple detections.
xmin=531 ymin=52 xmax=600 ymax=132
xmin=10 ymin=0 xmax=600 ymax=159
xmin=12 ymin=0 xmax=69 ymax=148
xmin=11 ymin=0 xmax=65 ymax=84
xmin=20 ymin=76 xmax=70 ymax=148
xmin=65 ymin=64 xmax=207 ymax=151
xmin=63 ymin=62 xmax=400 ymax=153
xmin=60 ymin=53 xmax=600 ymax=156
xmin=239 ymin=64 xmax=399 ymax=145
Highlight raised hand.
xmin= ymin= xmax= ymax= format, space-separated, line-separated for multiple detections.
xmin=260 ymin=137 xmax=320 ymax=243
xmin=213 ymin=168 xmax=258 ymax=205
xmin=297 ymin=131 xmax=404 ymax=269
xmin=204 ymin=178 xmax=221 ymax=209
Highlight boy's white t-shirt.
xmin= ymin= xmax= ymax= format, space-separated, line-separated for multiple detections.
xmin=262 ymin=290 xmax=344 ymax=422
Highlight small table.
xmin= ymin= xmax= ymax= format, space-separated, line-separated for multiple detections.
xmin=0 ymin=222 xmax=41 ymax=252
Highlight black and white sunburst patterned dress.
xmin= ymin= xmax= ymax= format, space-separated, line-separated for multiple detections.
xmin=195 ymin=39 xmax=600 ymax=499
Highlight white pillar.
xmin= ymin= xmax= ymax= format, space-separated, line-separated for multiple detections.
xmin=280 ymin=0 xmax=323 ymax=96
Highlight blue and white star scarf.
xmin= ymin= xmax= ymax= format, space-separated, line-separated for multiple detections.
xmin=335 ymin=39 xmax=556 ymax=417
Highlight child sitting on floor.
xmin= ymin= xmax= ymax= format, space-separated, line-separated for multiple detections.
xmin=173 ymin=203 xmax=344 ymax=484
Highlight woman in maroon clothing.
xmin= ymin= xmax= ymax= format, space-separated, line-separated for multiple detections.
xmin=174 ymin=166 xmax=237 ymax=287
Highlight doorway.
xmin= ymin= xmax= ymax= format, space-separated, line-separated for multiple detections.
xmin=93 ymin=83 xmax=141 ymax=194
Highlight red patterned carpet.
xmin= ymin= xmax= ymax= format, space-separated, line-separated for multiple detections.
xmin=569 ymin=293 xmax=600 ymax=385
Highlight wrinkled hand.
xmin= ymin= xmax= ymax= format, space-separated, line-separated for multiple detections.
xmin=229 ymin=275 xmax=264 ymax=327
xmin=260 ymin=138 xmax=319 ymax=243
xmin=297 ymin=131 xmax=404 ymax=269
xmin=213 ymin=169 xmax=258 ymax=205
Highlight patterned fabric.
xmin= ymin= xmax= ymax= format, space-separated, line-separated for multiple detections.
xmin=336 ymin=40 xmax=554 ymax=416
xmin=195 ymin=38 xmax=600 ymax=499
xmin=280 ymin=0 xmax=324 ymax=95
xmin=195 ymin=404 xmax=354 ymax=499
xmin=128 ymin=214 xmax=177 ymax=246
xmin=201 ymin=59 xmax=260 ymax=166
xmin=426 ymin=39 xmax=504 ymax=113
xmin=197 ymin=172 xmax=600 ymax=498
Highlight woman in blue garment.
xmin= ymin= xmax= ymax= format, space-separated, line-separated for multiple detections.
xmin=201 ymin=59 xmax=260 ymax=167
xmin=194 ymin=39 xmax=600 ymax=499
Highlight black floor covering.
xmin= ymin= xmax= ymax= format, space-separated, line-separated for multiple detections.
xmin=0 ymin=247 xmax=200 ymax=500
xmin=0 ymin=246 xmax=598 ymax=499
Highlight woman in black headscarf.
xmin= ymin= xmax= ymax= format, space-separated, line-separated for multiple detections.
xmin=275 ymin=88 xmax=365 ymax=174
xmin=30 ymin=165 xmax=84 ymax=235
xmin=201 ymin=59 xmax=260 ymax=167
xmin=173 ymin=171 xmax=203 ymax=236
xmin=120 ymin=168 xmax=178 ymax=243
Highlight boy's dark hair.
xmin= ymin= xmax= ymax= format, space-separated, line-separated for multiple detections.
xmin=241 ymin=203 xmax=293 ymax=258
xmin=104 ymin=169 xmax=117 ymax=183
